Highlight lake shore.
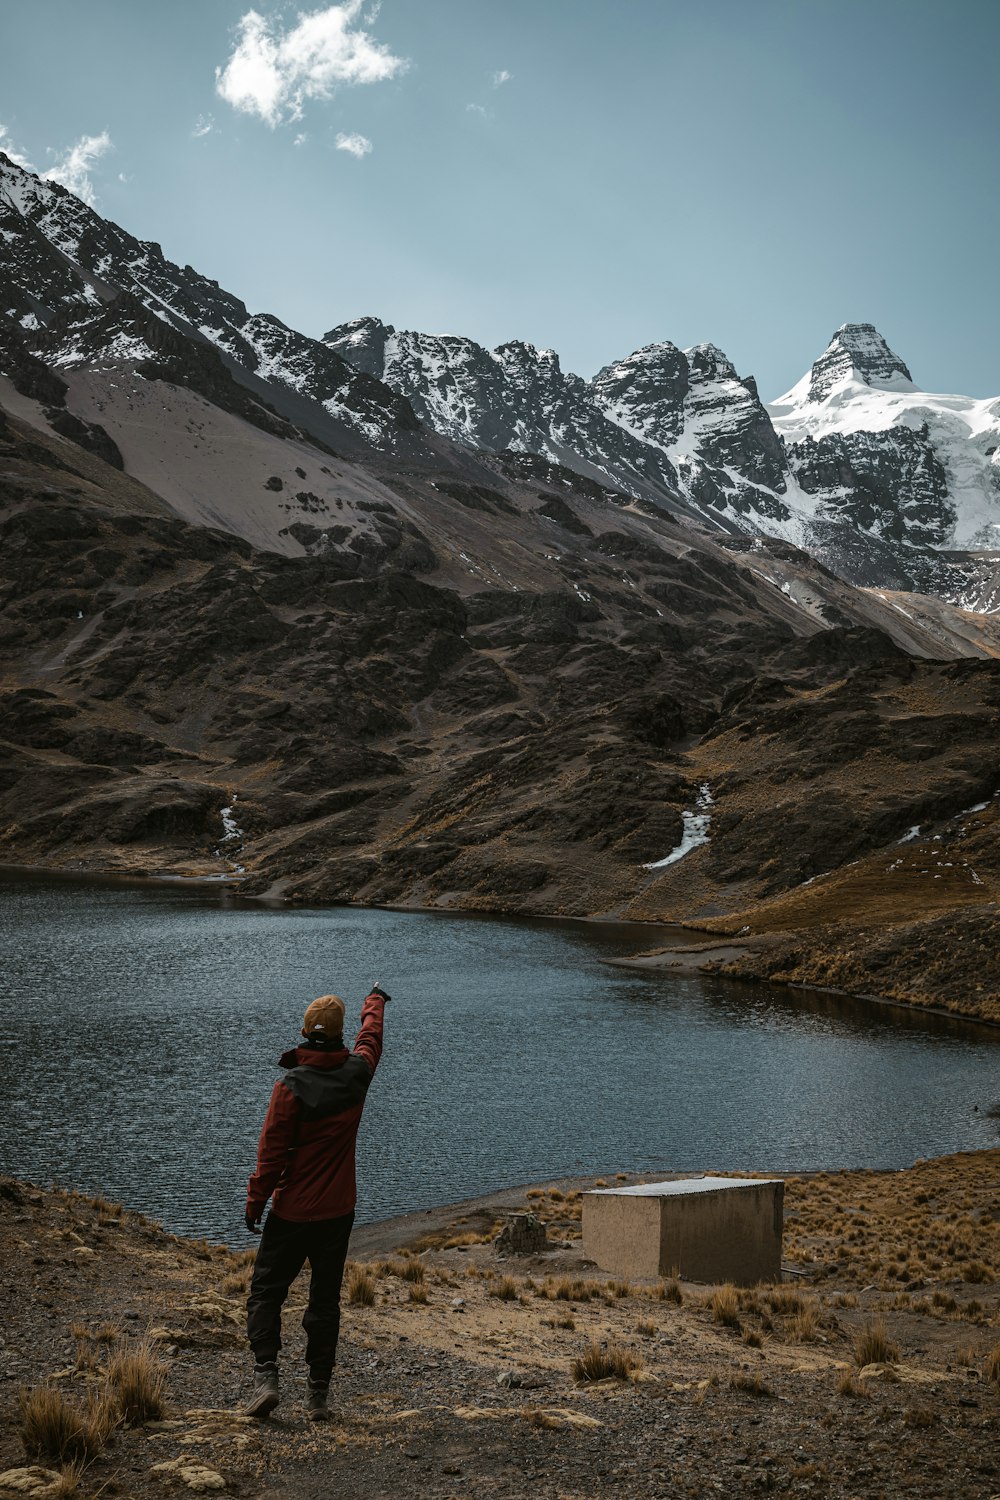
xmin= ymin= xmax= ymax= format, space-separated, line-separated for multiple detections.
xmin=3 ymin=1151 xmax=998 ymax=1500
xmin=6 ymin=857 xmax=1000 ymax=1036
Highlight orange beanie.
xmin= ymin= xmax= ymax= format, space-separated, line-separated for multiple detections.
xmin=302 ymin=994 xmax=345 ymax=1039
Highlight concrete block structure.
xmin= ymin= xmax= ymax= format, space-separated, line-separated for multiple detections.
xmin=582 ymin=1176 xmax=784 ymax=1286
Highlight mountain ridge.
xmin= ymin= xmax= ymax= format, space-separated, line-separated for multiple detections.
xmin=327 ymin=313 xmax=1000 ymax=600
xmin=4 ymin=148 xmax=999 ymax=605
xmin=2 ymin=154 xmax=1000 ymax=1018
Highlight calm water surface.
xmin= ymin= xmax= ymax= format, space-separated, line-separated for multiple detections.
xmin=1 ymin=874 xmax=997 ymax=1241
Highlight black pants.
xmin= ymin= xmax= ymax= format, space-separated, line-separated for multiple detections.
xmin=246 ymin=1210 xmax=355 ymax=1383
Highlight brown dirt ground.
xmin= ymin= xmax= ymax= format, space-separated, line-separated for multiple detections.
xmin=2 ymin=1153 xmax=999 ymax=1500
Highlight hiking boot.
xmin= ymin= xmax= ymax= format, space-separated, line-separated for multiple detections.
xmin=245 ymin=1362 xmax=280 ymax=1419
xmin=305 ymin=1377 xmax=330 ymax=1422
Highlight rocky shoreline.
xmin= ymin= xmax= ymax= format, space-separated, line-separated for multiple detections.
xmin=6 ymin=854 xmax=1000 ymax=1036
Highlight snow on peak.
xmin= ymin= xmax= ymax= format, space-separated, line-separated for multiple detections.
xmin=806 ymin=322 xmax=915 ymax=402
xmin=327 ymin=314 xmax=391 ymax=346
xmin=769 ymin=327 xmax=1000 ymax=548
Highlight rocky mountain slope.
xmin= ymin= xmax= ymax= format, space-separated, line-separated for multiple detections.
xmin=3 ymin=147 xmax=999 ymax=599
xmin=2 ymin=151 xmax=1000 ymax=1017
xmin=0 ymin=151 xmax=421 ymax=460
xmin=3 ymin=398 xmax=1000 ymax=1016
xmin=329 ymin=317 xmax=1000 ymax=600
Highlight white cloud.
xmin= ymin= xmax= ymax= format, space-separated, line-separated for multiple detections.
xmin=0 ymin=123 xmax=34 ymax=170
xmin=465 ymin=103 xmax=488 ymax=118
xmin=293 ymin=131 xmax=309 ymax=147
xmin=335 ymin=130 xmax=372 ymax=158
xmin=192 ymin=114 xmax=215 ymax=138
xmin=492 ymin=69 xmax=512 ymax=87
xmin=42 ymin=131 xmax=113 ymax=207
xmin=216 ymin=3 xmax=406 ymax=128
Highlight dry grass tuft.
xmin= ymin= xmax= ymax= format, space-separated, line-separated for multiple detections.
xmin=18 ymin=1384 xmax=119 ymax=1464
xmin=490 ymin=1276 xmax=520 ymax=1302
xmin=552 ymin=1276 xmax=599 ymax=1304
xmin=729 ymin=1370 xmax=773 ymax=1398
xmin=984 ymin=1342 xmax=1000 ymax=1385
xmin=220 ymin=1268 xmax=252 ymax=1296
xmin=903 ymin=1406 xmax=938 ymax=1428
xmin=399 ymin=1258 xmax=426 ymax=1284
xmin=571 ymin=1341 xmax=642 ymax=1383
xmin=790 ymin=1301 xmax=820 ymax=1343
xmin=961 ymin=1260 xmax=992 ymax=1284
xmin=853 ymin=1317 xmax=899 ymax=1368
xmin=765 ymin=1286 xmax=804 ymax=1315
xmin=106 ymin=1343 xmax=167 ymax=1425
xmin=441 ymin=1231 xmax=488 ymax=1249
xmin=836 ymin=1368 xmax=863 ymax=1398
xmin=347 ymin=1265 xmax=377 ymax=1307
xmin=636 ymin=1319 xmax=657 ymax=1338
xmin=50 ymin=1462 xmax=86 ymax=1498
xmin=90 ymin=1194 xmax=123 ymax=1221
xmin=407 ymin=1282 xmax=429 ymax=1305
xmin=656 ymin=1276 xmax=683 ymax=1305
xmin=708 ymin=1284 xmax=741 ymax=1329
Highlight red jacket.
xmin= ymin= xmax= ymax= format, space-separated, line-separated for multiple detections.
xmin=246 ymin=991 xmax=385 ymax=1222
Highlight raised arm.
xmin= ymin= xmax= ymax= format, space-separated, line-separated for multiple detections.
xmin=353 ymin=987 xmax=388 ymax=1076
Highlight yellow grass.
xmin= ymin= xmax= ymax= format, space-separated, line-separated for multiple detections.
xmin=571 ymin=1341 xmax=642 ymax=1383
xmin=730 ymin=1371 xmax=773 ymax=1398
xmin=105 ymin=1343 xmax=167 ymax=1425
xmin=707 ymin=1284 xmax=740 ymax=1329
xmin=18 ymin=1384 xmax=119 ymax=1464
xmin=490 ymin=1276 xmax=520 ymax=1302
xmin=347 ymin=1265 xmax=377 ymax=1306
xmin=853 ymin=1317 xmax=899 ymax=1368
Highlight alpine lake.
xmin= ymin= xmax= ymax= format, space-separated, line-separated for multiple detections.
xmin=1 ymin=871 xmax=997 ymax=1242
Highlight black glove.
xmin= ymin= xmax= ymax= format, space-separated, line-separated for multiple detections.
xmin=370 ymin=983 xmax=392 ymax=1003
xmin=245 ymin=1206 xmax=263 ymax=1235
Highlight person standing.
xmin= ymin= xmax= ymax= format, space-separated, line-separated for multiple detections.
xmin=243 ymin=984 xmax=390 ymax=1420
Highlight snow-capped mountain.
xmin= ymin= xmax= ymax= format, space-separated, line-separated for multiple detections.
xmin=3 ymin=142 xmax=999 ymax=605
xmin=772 ymin=323 xmax=1000 ymax=550
xmin=0 ymin=152 xmax=419 ymax=452
xmin=326 ymin=318 xmax=798 ymax=533
xmin=329 ymin=316 xmax=1000 ymax=600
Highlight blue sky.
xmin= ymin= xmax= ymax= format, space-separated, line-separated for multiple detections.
xmin=1 ymin=0 xmax=998 ymax=397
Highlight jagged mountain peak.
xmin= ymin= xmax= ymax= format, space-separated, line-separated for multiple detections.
xmin=594 ymin=338 xmax=686 ymax=376
xmin=495 ymin=339 xmax=561 ymax=374
xmin=685 ymin=342 xmax=739 ymax=381
xmin=325 ymin=313 xmax=394 ymax=345
xmin=807 ymin=322 xmax=914 ymax=401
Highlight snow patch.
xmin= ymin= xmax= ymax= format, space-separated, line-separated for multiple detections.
xmin=644 ymin=783 xmax=713 ymax=869
xmin=216 ymin=796 xmax=245 ymax=872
